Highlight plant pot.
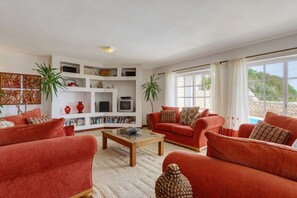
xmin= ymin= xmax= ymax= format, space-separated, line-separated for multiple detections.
xmin=146 ymin=114 xmax=152 ymax=129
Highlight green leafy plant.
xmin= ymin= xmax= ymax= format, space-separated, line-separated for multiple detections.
xmin=202 ymin=76 xmax=211 ymax=90
xmin=34 ymin=63 xmax=66 ymax=101
xmin=141 ymin=74 xmax=161 ymax=112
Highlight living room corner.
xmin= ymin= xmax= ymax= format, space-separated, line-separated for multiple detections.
xmin=1 ymin=1 xmax=297 ymax=198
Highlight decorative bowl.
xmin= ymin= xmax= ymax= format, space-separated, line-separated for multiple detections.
xmin=128 ymin=127 xmax=138 ymax=135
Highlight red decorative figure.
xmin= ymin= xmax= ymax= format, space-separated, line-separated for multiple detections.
xmin=77 ymin=101 xmax=84 ymax=113
xmin=64 ymin=106 xmax=71 ymax=114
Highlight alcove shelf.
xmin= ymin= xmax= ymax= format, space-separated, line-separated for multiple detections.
xmin=50 ymin=55 xmax=143 ymax=131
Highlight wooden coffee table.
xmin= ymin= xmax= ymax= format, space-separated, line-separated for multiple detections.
xmin=101 ymin=128 xmax=165 ymax=167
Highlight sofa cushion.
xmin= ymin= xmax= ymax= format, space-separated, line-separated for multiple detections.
xmin=0 ymin=118 xmax=66 ymax=146
xmin=249 ymin=121 xmax=292 ymax=145
xmin=0 ymin=119 xmax=15 ymax=128
xmin=206 ymin=132 xmax=297 ymax=182
xmin=172 ymin=125 xmax=193 ymax=137
xmin=160 ymin=110 xmax=176 ymax=123
xmin=179 ymin=107 xmax=199 ymax=125
xmin=162 ymin=106 xmax=180 ymax=123
xmin=26 ymin=116 xmax=53 ymax=125
xmin=4 ymin=114 xmax=27 ymax=125
xmin=3 ymin=108 xmax=42 ymax=125
xmin=155 ymin=123 xmax=180 ymax=132
xmin=264 ymin=112 xmax=297 ymax=145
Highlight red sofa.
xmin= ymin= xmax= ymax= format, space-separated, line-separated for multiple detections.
xmin=163 ymin=112 xmax=297 ymax=197
xmin=150 ymin=111 xmax=224 ymax=151
xmin=0 ymin=109 xmax=97 ymax=198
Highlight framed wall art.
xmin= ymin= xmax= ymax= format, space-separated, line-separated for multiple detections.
xmin=0 ymin=73 xmax=21 ymax=88
xmin=0 ymin=72 xmax=41 ymax=105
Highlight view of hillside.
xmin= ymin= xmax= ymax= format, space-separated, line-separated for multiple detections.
xmin=248 ymin=69 xmax=297 ymax=102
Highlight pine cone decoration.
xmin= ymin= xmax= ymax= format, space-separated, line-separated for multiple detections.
xmin=155 ymin=163 xmax=193 ymax=198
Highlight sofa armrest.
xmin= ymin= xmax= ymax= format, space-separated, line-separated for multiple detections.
xmin=0 ymin=135 xmax=97 ymax=182
xmin=238 ymin=124 xmax=255 ymax=138
xmin=163 ymin=151 xmax=297 ymax=198
xmin=150 ymin=112 xmax=161 ymax=129
xmin=194 ymin=115 xmax=225 ymax=132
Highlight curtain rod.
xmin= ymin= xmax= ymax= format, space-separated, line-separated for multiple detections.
xmin=171 ymin=46 xmax=297 ymax=73
xmin=172 ymin=63 xmax=210 ymax=73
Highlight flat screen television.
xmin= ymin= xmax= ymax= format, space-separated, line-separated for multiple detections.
xmin=118 ymin=99 xmax=133 ymax=112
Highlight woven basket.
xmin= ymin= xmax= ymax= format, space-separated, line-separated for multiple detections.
xmin=155 ymin=163 xmax=193 ymax=198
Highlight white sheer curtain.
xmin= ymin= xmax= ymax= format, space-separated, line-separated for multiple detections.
xmin=165 ymin=72 xmax=175 ymax=106
xmin=211 ymin=62 xmax=223 ymax=115
xmin=225 ymin=58 xmax=249 ymax=131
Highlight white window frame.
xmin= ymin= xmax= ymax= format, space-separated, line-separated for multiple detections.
xmin=174 ymin=69 xmax=212 ymax=110
xmin=247 ymin=56 xmax=297 ymax=118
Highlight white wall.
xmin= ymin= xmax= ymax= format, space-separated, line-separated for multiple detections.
xmin=148 ymin=33 xmax=297 ymax=115
xmin=0 ymin=51 xmax=50 ymax=116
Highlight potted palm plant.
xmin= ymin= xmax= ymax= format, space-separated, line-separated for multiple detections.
xmin=34 ymin=63 xmax=66 ymax=101
xmin=141 ymin=74 xmax=161 ymax=129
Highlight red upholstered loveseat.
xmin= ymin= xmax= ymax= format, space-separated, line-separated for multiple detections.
xmin=0 ymin=109 xmax=97 ymax=198
xmin=150 ymin=107 xmax=225 ymax=151
xmin=163 ymin=112 xmax=297 ymax=197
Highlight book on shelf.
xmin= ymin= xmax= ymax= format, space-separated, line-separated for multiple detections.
xmin=90 ymin=116 xmax=136 ymax=125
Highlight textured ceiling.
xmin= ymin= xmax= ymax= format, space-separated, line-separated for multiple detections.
xmin=1 ymin=0 xmax=297 ymax=68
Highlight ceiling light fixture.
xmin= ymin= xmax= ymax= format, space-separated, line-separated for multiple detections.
xmin=100 ymin=46 xmax=116 ymax=53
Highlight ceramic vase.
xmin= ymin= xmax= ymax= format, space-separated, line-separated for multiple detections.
xmin=64 ymin=106 xmax=71 ymax=114
xmin=77 ymin=101 xmax=84 ymax=113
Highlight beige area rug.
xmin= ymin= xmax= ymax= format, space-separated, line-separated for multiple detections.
xmin=77 ymin=130 xmax=206 ymax=198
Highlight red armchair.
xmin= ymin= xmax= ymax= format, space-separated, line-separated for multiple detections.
xmin=150 ymin=112 xmax=224 ymax=151
xmin=0 ymin=110 xmax=97 ymax=198
xmin=0 ymin=135 xmax=97 ymax=198
xmin=238 ymin=112 xmax=297 ymax=146
xmin=163 ymin=132 xmax=297 ymax=198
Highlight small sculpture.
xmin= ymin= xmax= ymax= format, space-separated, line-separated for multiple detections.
xmin=96 ymin=81 xmax=103 ymax=88
xmin=155 ymin=164 xmax=193 ymax=198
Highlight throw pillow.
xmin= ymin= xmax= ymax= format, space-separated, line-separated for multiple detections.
xmin=26 ymin=116 xmax=53 ymax=124
xmin=0 ymin=119 xmax=15 ymax=128
xmin=3 ymin=108 xmax=42 ymax=125
xmin=162 ymin=106 xmax=180 ymax=123
xmin=179 ymin=107 xmax=199 ymax=125
xmin=249 ymin=121 xmax=292 ymax=145
xmin=0 ymin=118 xmax=66 ymax=146
xmin=160 ymin=110 xmax=176 ymax=123
xmin=189 ymin=113 xmax=200 ymax=129
xmin=264 ymin=112 xmax=297 ymax=146
xmin=200 ymin=109 xmax=209 ymax=117
xmin=206 ymin=132 xmax=297 ymax=182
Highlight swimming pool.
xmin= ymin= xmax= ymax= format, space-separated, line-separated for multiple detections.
xmin=249 ymin=117 xmax=262 ymax=124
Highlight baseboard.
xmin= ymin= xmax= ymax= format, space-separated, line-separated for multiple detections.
xmin=164 ymin=139 xmax=205 ymax=152
xmin=71 ymin=188 xmax=93 ymax=198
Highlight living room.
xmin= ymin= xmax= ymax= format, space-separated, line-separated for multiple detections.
xmin=1 ymin=1 xmax=297 ymax=198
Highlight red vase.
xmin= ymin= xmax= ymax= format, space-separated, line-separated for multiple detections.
xmin=64 ymin=106 xmax=71 ymax=114
xmin=77 ymin=101 xmax=84 ymax=113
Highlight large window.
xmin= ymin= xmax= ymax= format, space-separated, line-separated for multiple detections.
xmin=248 ymin=58 xmax=297 ymax=119
xmin=175 ymin=70 xmax=212 ymax=110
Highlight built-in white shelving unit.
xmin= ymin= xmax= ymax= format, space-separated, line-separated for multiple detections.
xmin=50 ymin=55 xmax=143 ymax=131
